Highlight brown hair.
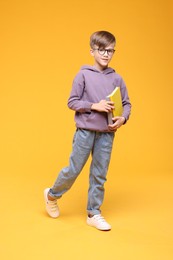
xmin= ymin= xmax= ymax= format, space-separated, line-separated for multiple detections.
xmin=90 ymin=31 xmax=116 ymax=49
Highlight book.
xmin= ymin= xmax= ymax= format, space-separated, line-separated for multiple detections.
xmin=106 ymin=86 xmax=123 ymax=124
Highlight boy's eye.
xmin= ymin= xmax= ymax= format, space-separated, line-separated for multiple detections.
xmin=98 ymin=49 xmax=105 ymax=55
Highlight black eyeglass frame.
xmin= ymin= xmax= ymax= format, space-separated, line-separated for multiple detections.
xmin=94 ymin=48 xmax=115 ymax=56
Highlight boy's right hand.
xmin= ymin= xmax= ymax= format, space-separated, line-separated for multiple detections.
xmin=91 ymin=100 xmax=114 ymax=113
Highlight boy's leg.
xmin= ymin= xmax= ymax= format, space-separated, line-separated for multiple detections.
xmin=87 ymin=132 xmax=114 ymax=216
xmin=48 ymin=129 xmax=95 ymax=199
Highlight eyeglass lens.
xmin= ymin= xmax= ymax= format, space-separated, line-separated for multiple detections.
xmin=98 ymin=49 xmax=115 ymax=56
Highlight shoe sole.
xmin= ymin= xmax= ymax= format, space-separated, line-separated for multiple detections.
xmin=87 ymin=220 xmax=111 ymax=231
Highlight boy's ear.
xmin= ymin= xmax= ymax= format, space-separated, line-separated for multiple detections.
xmin=90 ymin=49 xmax=94 ymax=56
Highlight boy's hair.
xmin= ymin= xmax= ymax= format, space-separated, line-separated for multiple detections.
xmin=90 ymin=31 xmax=116 ymax=49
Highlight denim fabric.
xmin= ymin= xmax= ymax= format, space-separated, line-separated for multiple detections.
xmin=49 ymin=128 xmax=114 ymax=215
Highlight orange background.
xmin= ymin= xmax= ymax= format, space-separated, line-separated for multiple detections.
xmin=0 ymin=0 xmax=173 ymax=259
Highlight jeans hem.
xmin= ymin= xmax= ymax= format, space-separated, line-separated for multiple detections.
xmin=87 ymin=210 xmax=101 ymax=216
xmin=48 ymin=189 xmax=62 ymax=200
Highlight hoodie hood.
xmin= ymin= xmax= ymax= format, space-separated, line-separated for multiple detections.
xmin=81 ymin=65 xmax=115 ymax=75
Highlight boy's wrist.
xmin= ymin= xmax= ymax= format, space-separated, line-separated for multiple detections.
xmin=91 ymin=103 xmax=96 ymax=110
xmin=122 ymin=116 xmax=126 ymax=124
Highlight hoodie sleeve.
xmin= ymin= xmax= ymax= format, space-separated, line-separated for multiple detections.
xmin=120 ymin=78 xmax=132 ymax=122
xmin=68 ymin=72 xmax=93 ymax=112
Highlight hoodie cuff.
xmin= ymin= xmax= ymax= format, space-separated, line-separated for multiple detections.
xmin=84 ymin=101 xmax=93 ymax=112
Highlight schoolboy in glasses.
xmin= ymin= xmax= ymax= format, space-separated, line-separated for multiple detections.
xmin=44 ymin=31 xmax=131 ymax=231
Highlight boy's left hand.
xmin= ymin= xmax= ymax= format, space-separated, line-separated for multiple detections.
xmin=108 ymin=116 xmax=126 ymax=132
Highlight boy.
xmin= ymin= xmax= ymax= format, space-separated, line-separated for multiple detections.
xmin=44 ymin=31 xmax=131 ymax=231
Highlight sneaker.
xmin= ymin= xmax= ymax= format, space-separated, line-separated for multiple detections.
xmin=44 ymin=188 xmax=60 ymax=218
xmin=87 ymin=214 xmax=111 ymax=231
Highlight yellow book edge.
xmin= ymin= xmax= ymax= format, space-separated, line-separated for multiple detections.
xmin=106 ymin=86 xmax=123 ymax=125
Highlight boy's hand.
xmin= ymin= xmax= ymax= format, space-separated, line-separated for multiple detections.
xmin=108 ymin=116 xmax=125 ymax=131
xmin=91 ymin=100 xmax=114 ymax=112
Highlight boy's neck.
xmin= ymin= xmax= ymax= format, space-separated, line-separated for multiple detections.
xmin=93 ymin=64 xmax=108 ymax=72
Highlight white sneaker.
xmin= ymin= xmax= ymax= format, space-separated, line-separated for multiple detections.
xmin=44 ymin=188 xmax=60 ymax=218
xmin=87 ymin=214 xmax=111 ymax=231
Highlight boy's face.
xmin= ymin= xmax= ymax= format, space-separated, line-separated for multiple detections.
xmin=90 ymin=43 xmax=115 ymax=71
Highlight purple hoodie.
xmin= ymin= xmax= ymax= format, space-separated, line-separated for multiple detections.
xmin=68 ymin=65 xmax=131 ymax=132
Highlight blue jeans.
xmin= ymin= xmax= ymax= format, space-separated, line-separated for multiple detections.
xmin=49 ymin=128 xmax=114 ymax=215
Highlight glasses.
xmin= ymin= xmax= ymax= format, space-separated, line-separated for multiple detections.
xmin=94 ymin=48 xmax=115 ymax=56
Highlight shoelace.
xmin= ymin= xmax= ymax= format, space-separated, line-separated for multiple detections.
xmin=94 ymin=215 xmax=106 ymax=223
xmin=48 ymin=200 xmax=58 ymax=212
